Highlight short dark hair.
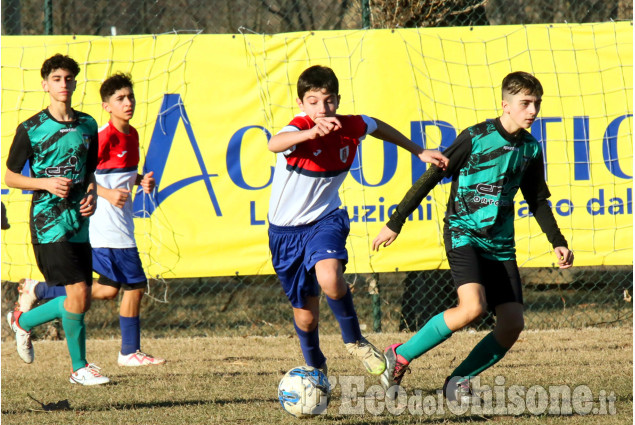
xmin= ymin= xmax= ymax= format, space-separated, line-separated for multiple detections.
xmin=502 ymin=71 xmax=543 ymax=99
xmin=100 ymin=72 xmax=134 ymax=102
xmin=40 ymin=54 xmax=80 ymax=79
xmin=297 ymin=65 xmax=339 ymax=100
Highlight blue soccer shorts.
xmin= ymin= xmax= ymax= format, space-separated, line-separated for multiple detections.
xmin=92 ymin=247 xmax=147 ymax=290
xmin=268 ymin=208 xmax=350 ymax=308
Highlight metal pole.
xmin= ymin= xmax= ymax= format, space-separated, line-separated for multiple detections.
xmin=369 ymin=273 xmax=381 ymax=332
xmin=44 ymin=0 xmax=53 ymax=35
xmin=362 ymin=0 xmax=370 ymax=29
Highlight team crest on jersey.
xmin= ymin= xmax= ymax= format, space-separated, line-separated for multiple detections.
xmin=82 ymin=134 xmax=91 ymax=149
xmin=339 ymin=146 xmax=349 ymax=163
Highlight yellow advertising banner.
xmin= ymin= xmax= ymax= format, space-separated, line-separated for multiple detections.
xmin=1 ymin=23 xmax=632 ymax=280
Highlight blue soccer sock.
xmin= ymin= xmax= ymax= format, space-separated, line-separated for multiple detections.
xmin=450 ymin=331 xmax=509 ymax=379
xmin=326 ymin=286 xmax=362 ymax=344
xmin=294 ymin=321 xmax=326 ymax=368
xmin=35 ymin=282 xmax=67 ymax=300
xmin=120 ymin=315 xmax=141 ymax=355
xmin=396 ymin=312 xmax=453 ymax=362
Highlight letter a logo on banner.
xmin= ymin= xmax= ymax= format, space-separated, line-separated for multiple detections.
xmin=133 ymin=94 xmax=221 ymax=217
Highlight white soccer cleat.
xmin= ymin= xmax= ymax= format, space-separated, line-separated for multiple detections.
xmin=345 ymin=336 xmax=386 ymax=375
xmin=17 ymin=278 xmax=40 ymax=312
xmin=6 ymin=310 xmax=34 ymax=363
xmin=118 ymin=350 xmax=166 ymax=367
xmin=69 ymin=363 xmax=110 ymax=385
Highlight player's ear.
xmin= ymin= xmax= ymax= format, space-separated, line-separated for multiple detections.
xmin=41 ymin=79 xmax=48 ymax=92
xmin=102 ymin=102 xmax=111 ymax=113
xmin=296 ymin=97 xmax=304 ymax=111
xmin=501 ymin=99 xmax=510 ymax=114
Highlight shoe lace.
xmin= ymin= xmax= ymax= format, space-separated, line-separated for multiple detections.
xmin=393 ymin=360 xmax=410 ymax=384
xmin=86 ymin=363 xmax=104 ymax=377
xmin=456 ymin=378 xmax=479 ymax=398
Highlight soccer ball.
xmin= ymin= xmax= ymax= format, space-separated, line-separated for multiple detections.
xmin=278 ymin=366 xmax=330 ymax=417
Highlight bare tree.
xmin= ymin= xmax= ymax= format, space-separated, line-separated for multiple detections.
xmin=368 ymin=0 xmax=489 ymax=28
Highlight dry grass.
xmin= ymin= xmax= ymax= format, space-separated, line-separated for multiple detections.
xmin=1 ymin=327 xmax=632 ymax=424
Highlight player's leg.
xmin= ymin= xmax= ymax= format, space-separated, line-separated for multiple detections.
xmin=8 ymin=243 xmax=89 ymax=365
xmin=93 ymin=247 xmax=165 ymax=366
xmin=91 ymin=279 xmax=120 ymax=300
xmin=11 ymin=242 xmax=109 ymax=384
xmin=63 ymin=280 xmax=91 ymax=371
xmin=443 ymin=258 xmax=523 ymax=403
xmin=293 ymin=296 xmax=327 ymax=370
xmin=117 ymin=285 xmax=165 ymax=366
xmin=382 ymin=246 xmax=486 ymax=391
xmin=16 ymin=278 xmax=66 ymax=312
xmin=269 ymin=221 xmax=327 ymax=371
xmin=309 ymin=209 xmax=385 ymax=375
xmin=56 ymin=243 xmax=108 ymax=385
xmin=314 ymin=258 xmax=362 ymax=343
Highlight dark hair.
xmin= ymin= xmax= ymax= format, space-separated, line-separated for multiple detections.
xmin=297 ymin=65 xmax=339 ymax=99
xmin=100 ymin=72 xmax=134 ymax=102
xmin=502 ymin=71 xmax=543 ymax=99
xmin=40 ymin=54 xmax=80 ymax=79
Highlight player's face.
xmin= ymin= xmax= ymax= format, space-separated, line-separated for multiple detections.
xmin=42 ymin=68 xmax=76 ymax=104
xmin=502 ymin=90 xmax=541 ymax=132
xmin=103 ymin=87 xmax=136 ymax=123
xmin=297 ymin=89 xmax=339 ymax=121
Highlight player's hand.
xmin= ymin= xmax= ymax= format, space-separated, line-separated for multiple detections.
xmin=140 ymin=171 xmax=155 ymax=194
xmin=372 ymin=226 xmax=399 ymax=251
xmin=45 ymin=177 xmax=72 ymax=198
xmin=311 ymin=116 xmax=342 ymax=138
xmin=105 ymin=188 xmax=130 ymax=208
xmin=79 ymin=192 xmax=97 ymax=217
xmin=418 ymin=149 xmax=449 ymax=171
xmin=554 ymin=246 xmax=574 ymax=269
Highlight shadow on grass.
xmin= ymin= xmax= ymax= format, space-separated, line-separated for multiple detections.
xmin=2 ymin=396 xmax=280 ymax=415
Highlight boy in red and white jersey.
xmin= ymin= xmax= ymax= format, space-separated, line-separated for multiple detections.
xmin=268 ymin=65 xmax=448 ymax=376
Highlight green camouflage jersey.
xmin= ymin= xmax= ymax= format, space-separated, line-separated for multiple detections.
xmin=387 ymin=118 xmax=567 ymax=261
xmin=6 ymin=108 xmax=98 ymax=244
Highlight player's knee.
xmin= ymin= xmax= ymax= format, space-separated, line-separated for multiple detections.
xmin=73 ymin=296 xmax=90 ymax=313
xmin=502 ymin=318 xmax=525 ymax=338
xmin=295 ymin=315 xmax=318 ymax=332
xmin=462 ymin=302 xmax=487 ymax=323
xmin=96 ymin=286 xmax=119 ymax=300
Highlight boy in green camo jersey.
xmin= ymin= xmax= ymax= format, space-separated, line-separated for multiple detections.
xmin=373 ymin=71 xmax=574 ymax=404
xmin=5 ymin=54 xmax=109 ymax=385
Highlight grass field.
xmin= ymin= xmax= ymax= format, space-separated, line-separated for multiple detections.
xmin=1 ymin=326 xmax=632 ymax=424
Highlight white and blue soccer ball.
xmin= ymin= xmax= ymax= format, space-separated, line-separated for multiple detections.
xmin=278 ymin=366 xmax=331 ymax=417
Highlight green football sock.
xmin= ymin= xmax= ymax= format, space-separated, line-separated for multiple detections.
xmin=18 ymin=296 xmax=66 ymax=331
xmin=62 ymin=309 xmax=87 ymax=372
xmin=396 ymin=312 xmax=452 ymax=362
xmin=450 ymin=331 xmax=509 ymax=379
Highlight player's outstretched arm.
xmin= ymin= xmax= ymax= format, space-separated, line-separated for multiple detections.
xmin=370 ymin=118 xmax=448 ymax=170
xmin=554 ymin=246 xmax=574 ymax=269
xmin=268 ymin=116 xmax=342 ymax=153
xmin=372 ymin=226 xmax=399 ymax=251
